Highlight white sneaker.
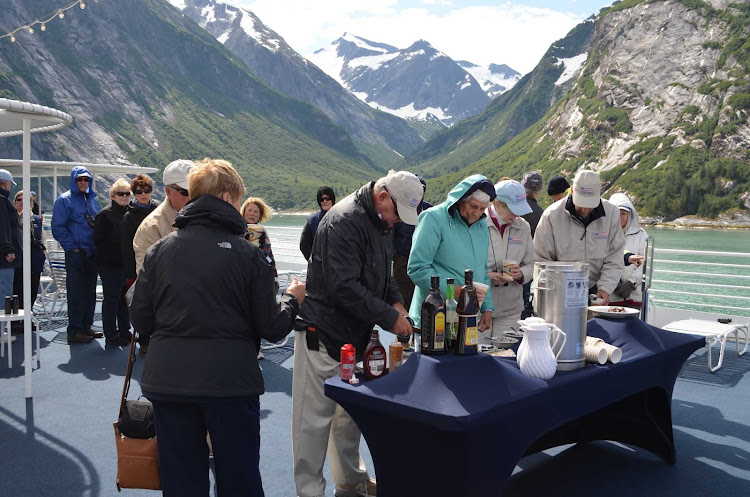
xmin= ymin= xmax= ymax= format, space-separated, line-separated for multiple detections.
xmin=0 ymin=335 xmax=16 ymax=344
xmin=334 ymin=478 xmax=377 ymax=497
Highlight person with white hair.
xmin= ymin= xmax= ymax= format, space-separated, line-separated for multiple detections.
xmin=408 ymin=174 xmax=496 ymax=334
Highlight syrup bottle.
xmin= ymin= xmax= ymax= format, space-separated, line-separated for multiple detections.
xmin=420 ymin=275 xmax=446 ymax=354
xmin=456 ymin=269 xmax=478 ymax=355
xmin=363 ymin=329 xmax=387 ymax=380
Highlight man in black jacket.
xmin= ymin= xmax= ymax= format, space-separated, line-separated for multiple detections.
xmin=292 ymin=170 xmax=421 ymax=497
xmin=131 ymin=159 xmax=305 ymax=497
xmin=0 ymin=169 xmax=21 ymax=312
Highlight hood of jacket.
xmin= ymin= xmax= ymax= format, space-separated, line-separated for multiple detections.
xmin=609 ymin=193 xmax=641 ymax=235
xmin=174 ymin=194 xmax=247 ymax=235
xmin=69 ymin=166 xmax=96 ymax=196
xmin=439 ymin=174 xmax=496 ymax=223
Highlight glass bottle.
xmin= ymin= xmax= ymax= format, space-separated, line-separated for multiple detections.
xmin=445 ymin=277 xmax=458 ymax=352
xmin=420 ymin=275 xmax=446 ymax=355
xmin=456 ymin=269 xmax=478 ymax=355
xmin=363 ymin=329 xmax=387 ymax=380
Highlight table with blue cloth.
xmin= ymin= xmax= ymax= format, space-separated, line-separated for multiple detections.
xmin=325 ymin=317 xmax=704 ymax=497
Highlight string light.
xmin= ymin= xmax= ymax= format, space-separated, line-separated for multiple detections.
xmin=0 ymin=1 xmax=98 ymax=43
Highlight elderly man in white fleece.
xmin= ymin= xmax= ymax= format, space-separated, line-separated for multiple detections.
xmin=533 ymin=169 xmax=625 ymax=305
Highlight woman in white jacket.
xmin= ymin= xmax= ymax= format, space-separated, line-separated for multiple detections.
xmin=486 ymin=179 xmax=536 ymax=336
xmin=609 ymin=193 xmax=648 ymax=307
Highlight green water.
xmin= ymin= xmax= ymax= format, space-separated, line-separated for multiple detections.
xmin=266 ymin=214 xmax=308 ymax=228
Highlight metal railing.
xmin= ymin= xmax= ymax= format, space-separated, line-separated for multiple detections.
xmin=648 ymin=248 xmax=750 ymax=317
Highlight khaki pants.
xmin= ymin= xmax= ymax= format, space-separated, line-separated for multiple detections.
xmin=292 ymin=330 xmax=368 ymax=497
xmin=491 ymin=314 xmax=522 ymax=337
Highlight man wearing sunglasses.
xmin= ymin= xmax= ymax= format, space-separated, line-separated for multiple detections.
xmin=51 ymin=166 xmax=103 ymax=344
xmin=132 ymin=159 xmax=195 ymax=281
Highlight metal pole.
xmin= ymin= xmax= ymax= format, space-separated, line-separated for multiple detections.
xmin=22 ymin=118 xmax=32 ymax=398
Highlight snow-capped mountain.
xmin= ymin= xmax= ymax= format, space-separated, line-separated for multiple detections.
xmin=456 ymin=61 xmax=522 ymax=99
xmin=168 ymin=0 xmax=423 ymax=163
xmin=310 ymin=34 xmax=492 ymax=126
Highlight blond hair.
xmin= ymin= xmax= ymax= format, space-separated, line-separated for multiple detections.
xmin=241 ymin=197 xmax=273 ymax=224
xmin=188 ymin=158 xmax=245 ymax=202
xmin=109 ymin=178 xmax=131 ymax=199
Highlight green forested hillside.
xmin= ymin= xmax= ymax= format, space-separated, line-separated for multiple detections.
xmin=0 ymin=0 xmax=378 ymax=209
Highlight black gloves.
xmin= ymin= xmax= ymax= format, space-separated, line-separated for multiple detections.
xmin=614 ymin=280 xmax=637 ymax=300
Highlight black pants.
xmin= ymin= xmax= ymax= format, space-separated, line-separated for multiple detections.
xmin=97 ymin=265 xmax=130 ymax=338
xmin=393 ymin=254 xmax=415 ymax=311
xmin=149 ymin=396 xmax=265 ymax=497
xmin=12 ymin=268 xmax=41 ymax=311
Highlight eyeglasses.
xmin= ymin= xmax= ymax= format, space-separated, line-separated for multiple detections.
xmin=320 ymin=196 xmax=332 ymax=202
xmin=133 ymin=187 xmax=152 ymax=195
xmin=14 ymin=198 xmax=23 ymax=202
xmin=383 ymin=187 xmax=399 ymax=219
xmin=168 ymin=184 xmax=189 ymax=197
xmin=76 ymin=176 xmax=91 ymax=183
xmin=115 ymin=191 xmax=131 ymax=197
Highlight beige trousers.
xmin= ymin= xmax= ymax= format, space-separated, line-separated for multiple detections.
xmin=491 ymin=314 xmax=522 ymax=337
xmin=292 ymin=330 xmax=368 ymax=497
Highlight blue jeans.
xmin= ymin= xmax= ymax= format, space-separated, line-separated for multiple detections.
xmin=65 ymin=251 xmax=98 ymax=335
xmin=0 ymin=267 xmax=13 ymax=301
xmin=97 ymin=265 xmax=130 ymax=338
xmin=149 ymin=396 xmax=265 ymax=497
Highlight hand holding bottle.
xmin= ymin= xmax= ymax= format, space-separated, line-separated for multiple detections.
xmin=391 ymin=313 xmax=413 ymax=337
xmin=285 ymin=277 xmax=306 ymax=303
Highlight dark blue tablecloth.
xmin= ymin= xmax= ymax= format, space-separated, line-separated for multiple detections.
xmin=325 ymin=318 xmax=704 ymax=497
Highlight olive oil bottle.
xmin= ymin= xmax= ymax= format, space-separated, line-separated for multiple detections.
xmin=420 ymin=275 xmax=446 ymax=355
xmin=455 ymin=269 xmax=478 ymax=355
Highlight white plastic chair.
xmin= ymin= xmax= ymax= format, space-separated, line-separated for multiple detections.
xmin=662 ymin=319 xmax=749 ymax=372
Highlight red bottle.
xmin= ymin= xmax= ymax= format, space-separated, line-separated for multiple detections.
xmin=363 ymin=329 xmax=387 ymax=380
xmin=340 ymin=344 xmax=355 ymax=382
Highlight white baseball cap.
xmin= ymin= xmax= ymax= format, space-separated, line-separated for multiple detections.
xmin=572 ymin=170 xmax=601 ymax=208
xmin=383 ymin=171 xmax=424 ymax=225
xmin=494 ymin=180 xmax=532 ymax=216
xmin=0 ymin=169 xmax=16 ymax=186
xmin=163 ymin=159 xmax=196 ymax=189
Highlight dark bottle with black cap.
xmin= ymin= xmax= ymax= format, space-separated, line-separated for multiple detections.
xmin=420 ymin=275 xmax=446 ymax=355
xmin=455 ymin=269 xmax=478 ymax=355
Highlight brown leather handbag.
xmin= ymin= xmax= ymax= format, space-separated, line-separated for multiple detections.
xmin=114 ymin=332 xmax=161 ymax=491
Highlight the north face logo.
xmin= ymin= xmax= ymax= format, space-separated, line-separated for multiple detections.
xmin=218 ymin=241 xmax=232 ymax=249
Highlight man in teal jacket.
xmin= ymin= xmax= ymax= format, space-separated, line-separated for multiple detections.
xmin=408 ymin=174 xmax=496 ymax=333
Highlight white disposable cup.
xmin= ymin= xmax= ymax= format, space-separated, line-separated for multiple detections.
xmin=584 ymin=345 xmax=608 ymax=364
xmin=585 ymin=336 xmax=604 ymax=347
xmin=474 ymin=281 xmax=489 ymax=306
xmin=601 ymin=343 xmax=622 ymax=364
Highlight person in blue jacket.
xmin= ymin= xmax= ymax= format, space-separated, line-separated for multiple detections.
xmin=52 ymin=166 xmax=102 ymax=344
xmin=299 ymin=186 xmax=335 ymax=261
xmin=408 ymin=174 xmax=496 ymax=335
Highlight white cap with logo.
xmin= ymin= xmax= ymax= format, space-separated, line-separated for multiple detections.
xmin=384 ymin=171 xmax=424 ymax=226
xmin=572 ymin=169 xmax=601 ymax=208
xmin=163 ymin=159 xmax=196 ymax=189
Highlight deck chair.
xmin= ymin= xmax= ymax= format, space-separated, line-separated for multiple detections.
xmin=43 ymin=251 xmax=69 ymax=322
xmin=662 ymin=319 xmax=749 ymax=372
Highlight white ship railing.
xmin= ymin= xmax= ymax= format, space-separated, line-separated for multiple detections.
xmin=648 ymin=248 xmax=750 ymax=317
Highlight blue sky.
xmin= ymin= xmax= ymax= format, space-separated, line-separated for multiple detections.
xmin=239 ymin=1 xmax=614 ymax=73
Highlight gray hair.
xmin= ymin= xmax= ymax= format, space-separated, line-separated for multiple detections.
xmin=109 ymin=178 xmax=131 ymax=198
xmin=468 ymin=189 xmax=490 ymax=203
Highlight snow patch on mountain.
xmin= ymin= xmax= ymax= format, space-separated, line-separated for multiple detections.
xmin=348 ymin=52 xmax=399 ymax=70
xmin=370 ymin=102 xmax=451 ymax=122
xmin=457 ymin=61 xmax=522 ymax=99
xmin=239 ymin=10 xmax=280 ymax=53
xmin=554 ymin=53 xmax=588 ymax=86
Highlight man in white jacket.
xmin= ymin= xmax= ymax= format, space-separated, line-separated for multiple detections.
xmin=609 ymin=193 xmax=648 ymax=306
xmin=534 ymin=170 xmax=625 ymax=305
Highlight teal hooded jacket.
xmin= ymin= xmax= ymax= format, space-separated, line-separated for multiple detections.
xmin=407 ymin=174 xmax=495 ymax=328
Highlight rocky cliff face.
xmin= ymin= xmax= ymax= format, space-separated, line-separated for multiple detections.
xmin=422 ymin=0 xmax=750 ymax=221
xmin=171 ymin=0 xmax=423 ymax=165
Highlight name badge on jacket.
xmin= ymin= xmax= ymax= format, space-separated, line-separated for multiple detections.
xmin=594 ymin=232 xmax=609 ymax=240
xmin=508 ymin=237 xmax=524 ymax=244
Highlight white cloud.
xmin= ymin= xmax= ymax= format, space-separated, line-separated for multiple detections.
xmin=237 ymin=1 xmax=590 ymax=74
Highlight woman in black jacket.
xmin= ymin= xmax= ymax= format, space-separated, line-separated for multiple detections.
xmin=131 ymin=159 xmax=305 ymax=497
xmin=120 ymin=174 xmax=157 ymax=288
xmin=299 ymin=185 xmax=335 ymax=261
xmin=92 ymin=179 xmax=132 ymax=346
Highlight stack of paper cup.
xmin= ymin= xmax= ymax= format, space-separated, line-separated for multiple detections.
xmin=584 ymin=336 xmax=622 ymax=364
xmin=584 ymin=345 xmax=607 ymax=364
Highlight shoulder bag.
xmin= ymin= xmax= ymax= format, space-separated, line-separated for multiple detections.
xmin=113 ymin=331 xmax=161 ymax=491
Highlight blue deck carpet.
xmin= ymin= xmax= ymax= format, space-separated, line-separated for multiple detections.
xmin=2 ymin=316 xmax=748 ymax=497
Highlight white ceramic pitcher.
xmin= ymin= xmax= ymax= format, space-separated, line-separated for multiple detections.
xmin=516 ymin=323 xmax=567 ymax=380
